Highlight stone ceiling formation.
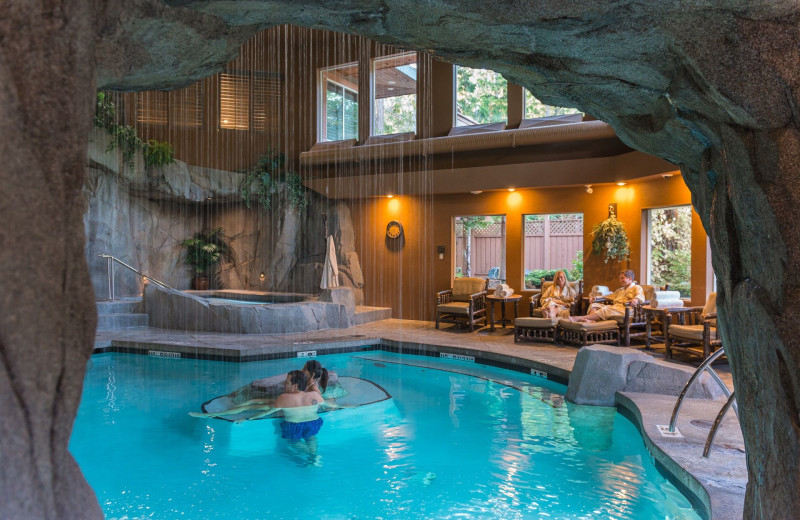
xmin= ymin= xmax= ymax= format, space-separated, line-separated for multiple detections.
xmin=2 ymin=1 xmax=799 ymax=518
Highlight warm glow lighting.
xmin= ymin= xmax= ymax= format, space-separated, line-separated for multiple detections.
xmin=387 ymin=197 xmax=400 ymax=213
xmin=616 ymin=182 xmax=626 ymax=186
xmin=469 ymin=190 xmax=483 ymax=195
xmin=614 ymin=186 xmax=635 ymax=203
xmin=507 ymin=188 xmax=516 ymax=192
xmin=386 ymin=194 xmax=394 ymax=198
xmin=259 ymin=272 xmax=265 ymax=280
xmin=506 ymin=191 xmax=522 ymax=207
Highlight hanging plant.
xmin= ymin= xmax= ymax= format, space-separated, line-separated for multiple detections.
xmin=284 ymin=171 xmax=308 ymax=210
xmin=591 ymin=215 xmax=630 ymax=263
xmin=143 ymin=140 xmax=175 ymax=168
xmin=240 ymin=147 xmax=308 ymax=211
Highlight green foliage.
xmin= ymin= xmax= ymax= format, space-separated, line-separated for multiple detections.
xmin=181 ymin=228 xmax=230 ymax=275
xmin=591 ymin=215 xmax=631 ymax=264
xmin=376 ymin=94 xmax=416 ymax=134
xmin=524 ymin=269 xmax=562 ymax=288
xmin=456 ymin=67 xmax=508 ymax=124
xmin=107 ymin=124 xmax=143 ymax=168
xmin=143 ymin=140 xmax=175 ymax=168
xmin=649 ymin=207 xmax=692 ymax=297
xmin=284 ymin=171 xmax=308 ymax=210
xmin=524 ymin=90 xmax=582 ymax=119
xmin=570 ymin=250 xmax=584 ymax=281
xmin=94 ymin=92 xmax=116 ymax=129
xmin=241 ymin=148 xmax=307 ymax=211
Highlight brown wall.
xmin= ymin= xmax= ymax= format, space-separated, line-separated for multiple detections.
xmin=351 ymin=173 xmax=709 ymax=321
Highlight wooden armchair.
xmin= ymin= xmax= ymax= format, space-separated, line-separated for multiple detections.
xmin=591 ymin=283 xmax=655 ymax=346
xmin=529 ymin=278 xmax=583 ymax=317
xmin=435 ymin=277 xmax=489 ymax=331
xmin=665 ymin=293 xmax=720 ymax=361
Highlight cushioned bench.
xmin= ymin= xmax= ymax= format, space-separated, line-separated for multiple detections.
xmin=514 ymin=317 xmax=559 ymax=343
xmin=557 ymin=319 xmax=620 ymax=347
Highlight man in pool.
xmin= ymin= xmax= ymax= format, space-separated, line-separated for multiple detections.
xmin=191 ymin=370 xmax=326 ymax=465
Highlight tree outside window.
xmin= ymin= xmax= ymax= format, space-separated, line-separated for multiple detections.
xmin=373 ymin=53 xmax=417 ymax=135
xmin=524 ymin=89 xmax=581 ymax=119
xmin=454 ymin=216 xmax=506 ymax=286
xmin=455 ymin=66 xmax=507 ymax=126
xmin=648 ymin=206 xmax=692 ymax=297
xmin=320 ymin=64 xmax=358 ymax=141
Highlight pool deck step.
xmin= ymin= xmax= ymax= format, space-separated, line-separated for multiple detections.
xmin=354 ymin=306 xmax=392 ymax=325
xmin=97 ymin=312 xmax=149 ymax=330
xmin=96 ymin=299 xmax=142 ymax=315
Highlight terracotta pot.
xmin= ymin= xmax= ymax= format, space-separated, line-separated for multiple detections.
xmin=192 ymin=275 xmax=210 ymax=290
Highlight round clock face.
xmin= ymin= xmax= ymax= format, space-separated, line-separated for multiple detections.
xmin=386 ymin=220 xmax=403 ymax=239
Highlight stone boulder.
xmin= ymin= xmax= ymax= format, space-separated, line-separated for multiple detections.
xmin=319 ymin=287 xmax=356 ymax=326
xmin=567 ymin=345 xmax=725 ymax=406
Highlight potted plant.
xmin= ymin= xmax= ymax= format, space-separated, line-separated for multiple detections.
xmin=181 ymin=228 xmax=230 ymax=290
xmin=591 ymin=214 xmax=630 ymax=263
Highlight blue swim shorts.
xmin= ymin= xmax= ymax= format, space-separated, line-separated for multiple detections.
xmin=281 ymin=418 xmax=323 ymax=441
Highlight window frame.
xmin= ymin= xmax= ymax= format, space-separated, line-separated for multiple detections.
xmin=644 ymin=204 xmax=693 ymax=295
xmin=317 ymin=62 xmax=360 ymax=143
xmin=521 ymin=213 xmax=584 ymax=290
xmin=523 ymin=89 xmax=582 ymax=120
xmin=453 ymin=65 xmax=509 ymax=127
xmin=370 ymin=51 xmax=418 ymax=136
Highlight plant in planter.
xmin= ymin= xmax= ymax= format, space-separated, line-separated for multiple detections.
xmin=181 ymin=228 xmax=230 ymax=290
xmin=241 ymin=147 xmax=308 ymax=211
xmin=591 ymin=214 xmax=630 ymax=263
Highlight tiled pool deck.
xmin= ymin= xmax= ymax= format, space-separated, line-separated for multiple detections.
xmin=94 ymin=319 xmax=746 ymax=519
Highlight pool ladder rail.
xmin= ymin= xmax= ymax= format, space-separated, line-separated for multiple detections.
xmin=669 ymin=347 xmax=738 ymax=458
xmin=99 ymin=253 xmax=173 ymax=301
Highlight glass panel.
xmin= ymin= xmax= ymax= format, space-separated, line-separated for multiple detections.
xmin=648 ymin=206 xmax=692 ymax=297
xmin=523 ymin=214 xmax=584 ymax=290
xmin=454 ymin=215 xmax=506 ymax=287
xmin=372 ymin=52 xmax=417 ymax=135
xmin=219 ymin=72 xmax=250 ymax=130
xmin=524 ymin=90 xmax=581 ymax=119
xmin=320 ymin=64 xmax=359 ymax=141
xmin=455 ymin=66 xmax=508 ymax=126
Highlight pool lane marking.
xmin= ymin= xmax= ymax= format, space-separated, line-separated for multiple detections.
xmin=350 ymin=355 xmax=564 ymax=409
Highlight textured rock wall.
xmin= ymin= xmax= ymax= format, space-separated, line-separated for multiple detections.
xmin=4 ymin=1 xmax=800 ymax=519
xmin=83 ymin=129 xmax=364 ymax=301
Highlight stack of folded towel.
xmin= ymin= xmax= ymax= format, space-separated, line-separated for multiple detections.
xmin=494 ymin=284 xmax=515 ymax=298
xmin=650 ymin=291 xmax=684 ymax=309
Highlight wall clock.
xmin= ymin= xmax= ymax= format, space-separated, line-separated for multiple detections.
xmin=386 ymin=220 xmax=404 ymax=239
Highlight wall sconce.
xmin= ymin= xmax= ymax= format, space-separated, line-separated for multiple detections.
xmin=259 ymin=272 xmax=266 ymax=281
xmin=437 ymin=246 xmax=445 ymax=260
xmin=585 ymin=184 xmax=593 ymax=194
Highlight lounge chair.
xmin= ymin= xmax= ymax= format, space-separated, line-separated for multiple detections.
xmin=664 ymin=293 xmax=720 ymax=361
xmin=435 ymin=277 xmax=489 ymax=331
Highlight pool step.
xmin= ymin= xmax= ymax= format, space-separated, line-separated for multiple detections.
xmin=96 ymin=299 xmax=148 ymax=330
xmin=354 ymin=306 xmax=392 ymax=325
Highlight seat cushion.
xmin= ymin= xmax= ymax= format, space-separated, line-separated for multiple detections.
xmin=669 ymin=324 xmax=718 ymax=341
xmin=641 ymin=284 xmax=656 ymax=303
xmin=437 ymin=302 xmax=471 ymax=315
xmin=515 ymin=317 xmax=559 ymax=327
xmin=558 ymin=319 xmax=618 ymax=331
xmin=703 ymin=292 xmax=717 ymax=316
xmin=453 ymin=277 xmax=486 ymax=300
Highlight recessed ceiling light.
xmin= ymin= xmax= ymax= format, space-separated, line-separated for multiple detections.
xmin=387 ymin=87 xmax=395 ymax=91
xmin=387 ymin=80 xmax=396 ymax=85
xmin=386 ymin=194 xmax=394 ymax=198
xmin=507 ymin=188 xmax=516 ymax=192
xmin=469 ymin=190 xmax=483 ymax=195
xmin=616 ymin=182 xmax=626 ymax=186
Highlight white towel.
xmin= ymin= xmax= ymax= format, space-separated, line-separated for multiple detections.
xmin=589 ymin=285 xmax=611 ymax=298
xmin=494 ymin=287 xmax=515 ymax=298
xmin=495 ymin=284 xmax=511 ymax=293
xmin=651 ymin=291 xmax=684 ymax=309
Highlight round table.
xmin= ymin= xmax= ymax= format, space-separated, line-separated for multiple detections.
xmin=486 ymin=294 xmax=523 ymax=331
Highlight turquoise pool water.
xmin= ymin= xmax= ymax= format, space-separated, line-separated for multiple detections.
xmin=71 ymin=352 xmax=703 ymax=520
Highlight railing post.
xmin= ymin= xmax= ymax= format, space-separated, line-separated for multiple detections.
xmin=106 ymin=256 xmax=115 ymax=301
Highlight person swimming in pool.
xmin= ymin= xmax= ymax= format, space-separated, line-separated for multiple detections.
xmin=302 ymin=359 xmax=329 ymax=394
xmin=191 ymin=370 xmax=326 ymax=464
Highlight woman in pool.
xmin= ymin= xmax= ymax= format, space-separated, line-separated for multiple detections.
xmin=303 ymin=359 xmax=329 ymax=393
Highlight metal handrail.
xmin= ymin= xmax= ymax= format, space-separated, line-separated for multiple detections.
xmin=704 ymin=391 xmax=736 ymax=458
xmin=669 ymin=347 xmax=734 ymax=431
xmin=99 ymin=254 xmax=172 ymax=300
xmin=668 ymin=346 xmax=739 ymax=458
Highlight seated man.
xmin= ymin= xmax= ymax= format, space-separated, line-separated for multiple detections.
xmin=570 ymin=269 xmax=644 ymax=322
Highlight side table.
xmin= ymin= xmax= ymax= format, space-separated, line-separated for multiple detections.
xmin=643 ymin=306 xmax=689 ymax=350
xmin=486 ymin=294 xmax=523 ymax=331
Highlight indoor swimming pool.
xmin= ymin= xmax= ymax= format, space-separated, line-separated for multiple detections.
xmin=70 ymin=351 xmax=703 ymax=519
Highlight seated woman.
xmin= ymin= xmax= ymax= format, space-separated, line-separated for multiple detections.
xmin=538 ymin=270 xmax=577 ymax=318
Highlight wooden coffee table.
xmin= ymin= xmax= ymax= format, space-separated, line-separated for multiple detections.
xmin=643 ymin=305 xmax=690 ymax=350
xmin=486 ymin=294 xmax=523 ymax=331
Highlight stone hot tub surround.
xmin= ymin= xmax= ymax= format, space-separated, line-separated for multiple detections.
xmin=143 ymin=284 xmax=355 ymax=334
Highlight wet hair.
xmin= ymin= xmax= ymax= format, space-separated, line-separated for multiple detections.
xmin=287 ymin=370 xmax=309 ymax=392
xmin=620 ymin=269 xmax=636 ymax=281
xmin=303 ymin=360 xmax=329 ymax=392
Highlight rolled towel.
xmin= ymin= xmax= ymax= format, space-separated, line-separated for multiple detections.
xmin=589 ymin=285 xmax=611 ymax=298
xmin=495 ymin=288 xmax=515 ymax=298
xmin=651 ymin=291 xmax=684 ymax=309
xmin=494 ymin=284 xmax=511 ymax=293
